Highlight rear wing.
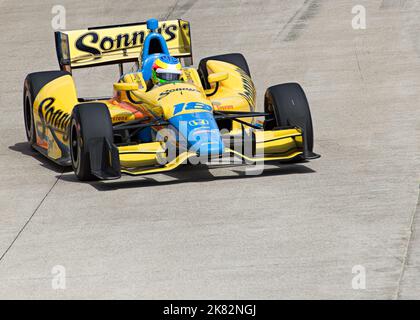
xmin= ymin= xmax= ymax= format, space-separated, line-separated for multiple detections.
xmin=55 ymin=19 xmax=192 ymax=71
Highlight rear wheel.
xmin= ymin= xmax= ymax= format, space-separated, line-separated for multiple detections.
xmin=70 ymin=103 xmax=114 ymax=181
xmin=264 ymin=83 xmax=319 ymax=159
xmin=23 ymin=87 xmax=35 ymax=144
xmin=23 ymin=71 xmax=70 ymax=146
xmin=198 ymin=53 xmax=251 ymax=89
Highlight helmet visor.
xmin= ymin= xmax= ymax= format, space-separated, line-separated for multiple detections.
xmin=155 ymin=68 xmax=181 ymax=82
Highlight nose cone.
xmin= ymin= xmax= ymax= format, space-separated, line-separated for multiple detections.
xmin=169 ymin=112 xmax=224 ymax=156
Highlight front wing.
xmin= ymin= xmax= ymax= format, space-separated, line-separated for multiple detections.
xmin=115 ymin=127 xmax=306 ymax=176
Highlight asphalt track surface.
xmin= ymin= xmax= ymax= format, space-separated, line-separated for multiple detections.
xmin=0 ymin=0 xmax=419 ymax=299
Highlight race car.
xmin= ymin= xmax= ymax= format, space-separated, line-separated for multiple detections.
xmin=23 ymin=18 xmax=320 ymax=181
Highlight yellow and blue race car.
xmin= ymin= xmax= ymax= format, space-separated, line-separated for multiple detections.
xmin=23 ymin=18 xmax=320 ymax=181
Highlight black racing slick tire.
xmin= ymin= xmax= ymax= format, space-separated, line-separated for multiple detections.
xmin=198 ymin=53 xmax=251 ymax=89
xmin=69 ymin=103 xmax=114 ymax=181
xmin=23 ymin=82 xmax=36 ymax=145
xmin=23 ymin=71 xmax=69 ymax=145
xmin=264 ymin=83 xmax=319 ymax=159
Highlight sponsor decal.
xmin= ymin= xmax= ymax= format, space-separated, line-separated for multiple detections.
xmin=212 ymin=101 xmax=234 ymax=110
xmin=112 ymin=113 xmax=132 ymax=122
xmin=218 ymin=105 xmax=234 ymax=110
xmin=189 ymin=119 xmax=210 ymax=126
xmin=75 ymin=23 xmax=179 ymax=59
xmin=173 ymin=102 xmax=212 ymax=115
xmin=36 ymin=97 xmax=71 ymax=158
xmin=38 ymin=97 xmax=71 ymax=141
xmin=158 ymin=87 xmax=200 ymax=100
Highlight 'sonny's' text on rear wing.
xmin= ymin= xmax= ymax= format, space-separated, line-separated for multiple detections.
xmin=55 ymin=19 xmax=192 ymax=71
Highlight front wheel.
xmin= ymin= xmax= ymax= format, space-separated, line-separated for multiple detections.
xmin=70 ymin=103 xmax=120 ymax=181
xmin=264 ymin=83 xmax=319 ymax=159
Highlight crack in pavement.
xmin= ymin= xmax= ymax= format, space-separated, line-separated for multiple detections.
xmin=354 ymin=47 xmax=365 ymax=82
xmin=0 ymin=172 xmax=63 ymax=264
xmin=161 ymin=0 xmax=196 ymax=21
xmin=394 ymin=185 xmax=420 ymax=299
xmin=161 ymin=0 xmax=180 ymax=21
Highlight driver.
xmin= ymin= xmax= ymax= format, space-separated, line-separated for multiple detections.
xmin=151 ymin=55 xmax=183 ymax=86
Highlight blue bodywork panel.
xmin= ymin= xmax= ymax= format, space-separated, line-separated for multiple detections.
xmin=169 ymin=112 xmax=225 ymax=156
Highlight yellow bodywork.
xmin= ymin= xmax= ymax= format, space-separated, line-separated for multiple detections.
xmin=121 ymin=151 xmax=197 ymax=176
xmin=31 ymin=59 xmax=304 ymax=174
xmin=32 ymin=75 xmax=78 ymax=161
xmin=254 ymin=129 xmax=303 ymax=156
xmin=118 ymin=142 xmax=166 ymax=168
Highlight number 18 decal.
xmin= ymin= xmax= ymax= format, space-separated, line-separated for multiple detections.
xmin=173 ymin=102 xmax=212 ymax=115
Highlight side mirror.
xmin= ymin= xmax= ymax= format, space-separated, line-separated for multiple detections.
xmin=208 ymin=72 xmax=229 ymax=84
xmin=113 ymin=82 xmax=139 ymax=91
